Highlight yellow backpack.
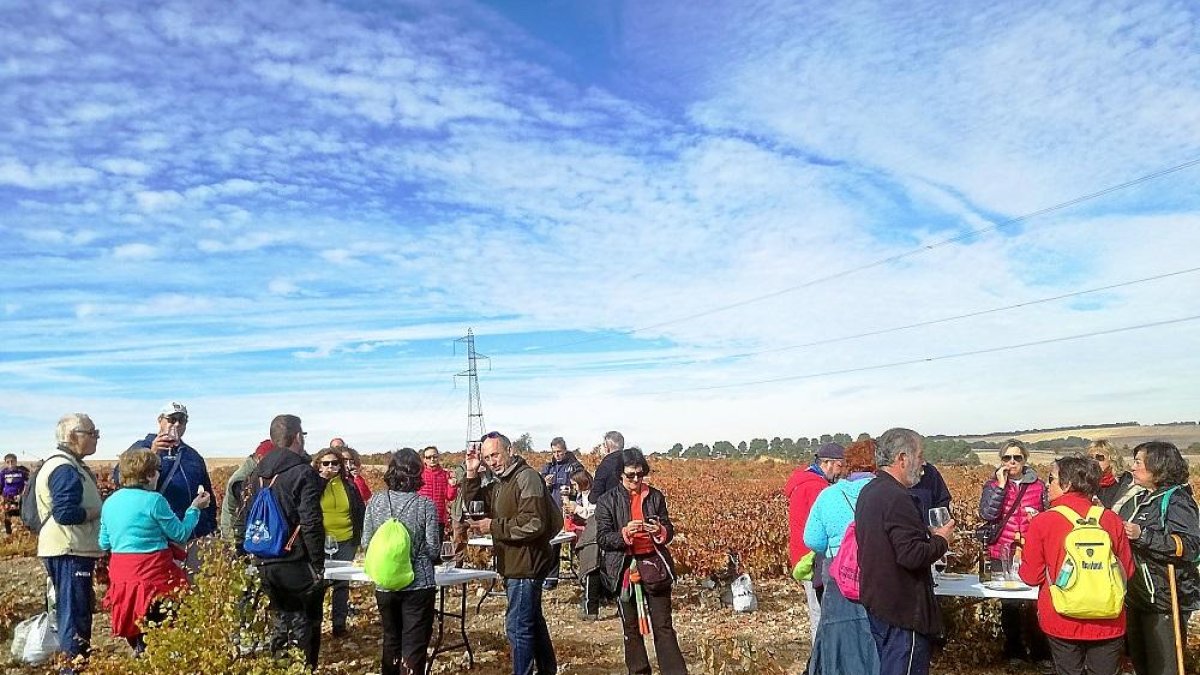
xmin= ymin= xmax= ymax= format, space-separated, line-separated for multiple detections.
xmin=1048 ymin=504 xmax=1125 ymax=619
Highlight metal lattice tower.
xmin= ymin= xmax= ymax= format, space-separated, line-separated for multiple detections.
xmin=455 ymin=328 xmax=490 ymax=448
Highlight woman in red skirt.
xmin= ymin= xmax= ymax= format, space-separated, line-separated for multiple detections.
xmin=99 ymin=448 xmax=210 ymax=652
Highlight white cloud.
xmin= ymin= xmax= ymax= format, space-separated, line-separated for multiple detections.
xmin=0 ymin=158 xmax=100 ymax=189
xmin=98 ymin=158 xmax=152 ymax=176
xmin=134 ymin=190 xmax=185 ymax=212
xmin=267 ymin=278 xmax=298 ymax=296
xmin=112 ymin=242 xmax=159 ymax=260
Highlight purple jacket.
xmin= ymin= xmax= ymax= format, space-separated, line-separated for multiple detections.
xmin=1 ymin=465 xmax=29 ymax=498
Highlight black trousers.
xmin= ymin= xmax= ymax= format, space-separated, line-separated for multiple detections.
xmin=1046 ymin=635 xmax=1123 ymax=675
xmin=617 ymin=582 xmax=687 ymax=674
xmin=1126 ymin=607 xmax=1192 ymax=675
xmin=1000 ymin=599 xmax=1050 ymax=661
xmin=375 ymin=587 xmax=437 ymax=675
xmin=259 ymin=562 xmax=323 ymax=669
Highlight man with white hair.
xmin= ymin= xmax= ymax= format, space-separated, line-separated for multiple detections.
xmin=36 ymin=413 xmax=104 ymax=666
xmin=855 ymin=428 xmax=956 ymax=675
xmin=588 ymin=430 xmax=625 ymax=505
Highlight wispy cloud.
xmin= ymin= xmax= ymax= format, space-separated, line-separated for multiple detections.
xmin=0 ymin=0 xmax=1197 ymax=456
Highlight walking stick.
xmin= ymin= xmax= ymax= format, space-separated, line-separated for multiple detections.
xmin=1167 ymin=563 xmax=1185 ymax=675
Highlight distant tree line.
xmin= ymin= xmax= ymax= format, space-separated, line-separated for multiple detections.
xmin=661 ymin=432 xmax=981 ymax=466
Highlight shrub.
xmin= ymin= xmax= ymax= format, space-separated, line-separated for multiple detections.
xmin=86 ymin=538 xmax=308 ymax=675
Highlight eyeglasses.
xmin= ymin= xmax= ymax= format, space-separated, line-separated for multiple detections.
xmin=320 ymin=460 xmax=341 ymax=467
xmin=1002 ymin=454 xmax=1025 ymax=462
xmin=164 ymin=414 xmax=187 ymax=424
xmin=622 ymin=471 xmax=645 ymax=480
xmin=1091 ymin=454 xmax=1106 ymax=462
xmin=74 ymin=429 xmax=100 ymax=438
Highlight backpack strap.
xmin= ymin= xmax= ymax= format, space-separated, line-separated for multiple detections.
xmin=1084 ymin=504 xmax=1104 ymax=524
xmin=1051 ymin=504 xmax=1082 ymax=524
xmin=158 ymin=449 xmax=184 ymax=495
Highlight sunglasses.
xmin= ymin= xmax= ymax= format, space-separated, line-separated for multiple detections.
xmin=480 ymin=431 xmax=502 ymax=440
xmin=74 ymin=429 xmax=101 ymax=438
xmin=1091 ymin=454 xmax=1106 ymax=462
xmin=1047 ymin=474 xmax=1057 ymax=484
xmin=424 ymin=454 xmax=439 ymax=460
xmin=1002 ymin=454 xmax=1025 ymax=462
xmin=320 ymin=460 xmax=341 ymax=467
xmin=622 ymin=471 xmax=645 ymax=480
xmin=164 ymin=414 xmax=187 ymax=424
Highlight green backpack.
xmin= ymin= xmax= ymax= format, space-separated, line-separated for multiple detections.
xmin=364 ymin=493 xmax=419 ymax=591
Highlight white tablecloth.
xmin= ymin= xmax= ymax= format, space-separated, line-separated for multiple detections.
xmin=933 ymin=573 xmax=1038 ymax=601
xmin=468 ymin=531 xmax=576 ymax=548
xmin=323 ymin=564 xmax=499 ymax=586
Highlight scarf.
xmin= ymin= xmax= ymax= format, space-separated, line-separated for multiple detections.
xmin=1099 ymin=469 xmax=1117 ymax=488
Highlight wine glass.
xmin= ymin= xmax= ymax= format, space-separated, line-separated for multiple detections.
xmin=440 ymin=541 xmax=456 ymax=571
xmin=928 ymin=507 xmax=951 ymax=529
xmin=467 ymin=501 xmax=485 ymax=520
xmin=324 ymin=535 xmax=339 ymax=559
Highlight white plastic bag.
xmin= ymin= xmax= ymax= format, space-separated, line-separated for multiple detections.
xmin=11 ymin=612 xmax=57 ymax=664
xmin=731 ymin=573 xmax=758 ymax=613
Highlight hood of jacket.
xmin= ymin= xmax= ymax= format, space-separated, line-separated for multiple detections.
xmin=256 ymin=446 xmax=310 ymax=479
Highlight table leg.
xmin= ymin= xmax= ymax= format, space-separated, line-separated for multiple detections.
xmin=428 ymin=581 xmax=476 ymax=672
xmin=426 ymin=586 xmax=448 ymax=675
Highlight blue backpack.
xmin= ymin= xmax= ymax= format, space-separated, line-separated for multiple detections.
xmin=243 ymin=476 xmax=297 ymax=558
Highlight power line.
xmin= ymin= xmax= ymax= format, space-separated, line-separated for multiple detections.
xmin=505 ymin=156 xmax=1200 ymax=355
xmin=652 ymin=313 xmax=1200 ymax=393
xmin=705 ymin=265 xmax=1200 ymax=361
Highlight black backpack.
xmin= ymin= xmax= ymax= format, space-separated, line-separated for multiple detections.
xmin=19 ymin=462 xmax=46 ymax=533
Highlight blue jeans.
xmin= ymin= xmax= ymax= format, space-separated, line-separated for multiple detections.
xmin=43 ymin=555 xmax=96 ymax=659
xmin=505 ymin=578 xmax=556 ymax=675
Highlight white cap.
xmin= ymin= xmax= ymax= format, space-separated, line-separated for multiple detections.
xmin=159 ymin=401 xmax=188 ymax=418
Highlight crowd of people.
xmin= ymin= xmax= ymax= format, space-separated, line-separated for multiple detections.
xmin=788 ymin=429 xmax=1199 ymax=675
xmin=13 ymin=405 xmax=688 ymax=675
xmin=8 ymin=405 xmax=1198 ymax=675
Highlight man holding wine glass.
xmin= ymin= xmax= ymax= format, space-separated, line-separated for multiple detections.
xmin=460 ymin=431 xmax=561 ymax=675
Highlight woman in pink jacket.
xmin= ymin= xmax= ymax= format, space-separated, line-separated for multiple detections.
xmin=978 ymin=439 xmax=1050 ymax=667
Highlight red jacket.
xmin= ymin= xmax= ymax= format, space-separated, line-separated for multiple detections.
xmin=1018 ymin=492 xmax=1134 ymax=640
xmin=418 ymin=466 xmax=457 ymax=525
xmin=784 ymin=466 xmax=830 ymax=567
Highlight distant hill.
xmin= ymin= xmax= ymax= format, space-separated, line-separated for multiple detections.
xmin=951 ymin=422 xmax=1200 ymax=450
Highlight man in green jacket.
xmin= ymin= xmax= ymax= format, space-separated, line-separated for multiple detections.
xmin=462 ymin=431 xmax=560 ymax=675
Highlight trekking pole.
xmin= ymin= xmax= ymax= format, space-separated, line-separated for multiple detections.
xmin=1167 ymin=563 xmax=1185 ymax=675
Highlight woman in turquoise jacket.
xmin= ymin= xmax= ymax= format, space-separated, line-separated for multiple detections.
xmin=801 ymin=439 xmax=879 ymax=675
xmin=99 ymin=448 xmax=209 ymax=652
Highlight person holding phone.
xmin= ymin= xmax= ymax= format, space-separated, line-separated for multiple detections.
xmin=595 ymin=448 xmax=687 ymax=674
xmin=978 ymin=439 xmax=1050 ymax=667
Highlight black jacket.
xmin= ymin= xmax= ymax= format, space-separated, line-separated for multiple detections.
xmin=1118 ymin=484 xmax=1200 ymax=614
xmin=595 ymin=484 xmax=676 ymax=593
xmin=908 ymin=462 xmax=952 ymax=526
xmin=856 ymin=470 xmax=948 ymax=637
xmin=1097 ymin=471 xmax=1134 ymax=510
xmin=243 ymin=448 xmax=326 ymax=570
xmin=589 ymin=451 xmax=623 ymax=505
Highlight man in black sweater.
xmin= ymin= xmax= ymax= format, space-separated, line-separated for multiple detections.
xmin=588 ymin=430 xmax=625 ymax=505
xmin=856 ymin=428 xmax=955 ymax=675
xmin=243 ymin=414 xmax=325 ymax=669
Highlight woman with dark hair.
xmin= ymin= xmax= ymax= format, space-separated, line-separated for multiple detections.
xmin=978 ymin=439 xmax=1051 ymax=666
xmin=595 ymin=448 xmax=687 ymax=674
xmin=802 ymin=439 xmax=879 ymax=675
xmin=1118 ymin=441 xmax=1200 ymax=675
xmin=312 ymin=447 xmax=365 ymax=637
xmin=361 ymin=448 xmax=440 ymax=675
xmin=1018 ymin=456 xmax=1134 ymax=675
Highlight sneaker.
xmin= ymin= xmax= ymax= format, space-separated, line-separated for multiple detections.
xmin=542 ymin=580 xmax=558 ymax=591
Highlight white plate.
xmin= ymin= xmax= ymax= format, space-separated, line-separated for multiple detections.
xmin=982 ymin=580 xmax=1031 ymax=591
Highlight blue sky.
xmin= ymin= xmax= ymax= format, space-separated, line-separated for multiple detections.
xmin=2 ymin=0 xmax=1199 ymax=459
